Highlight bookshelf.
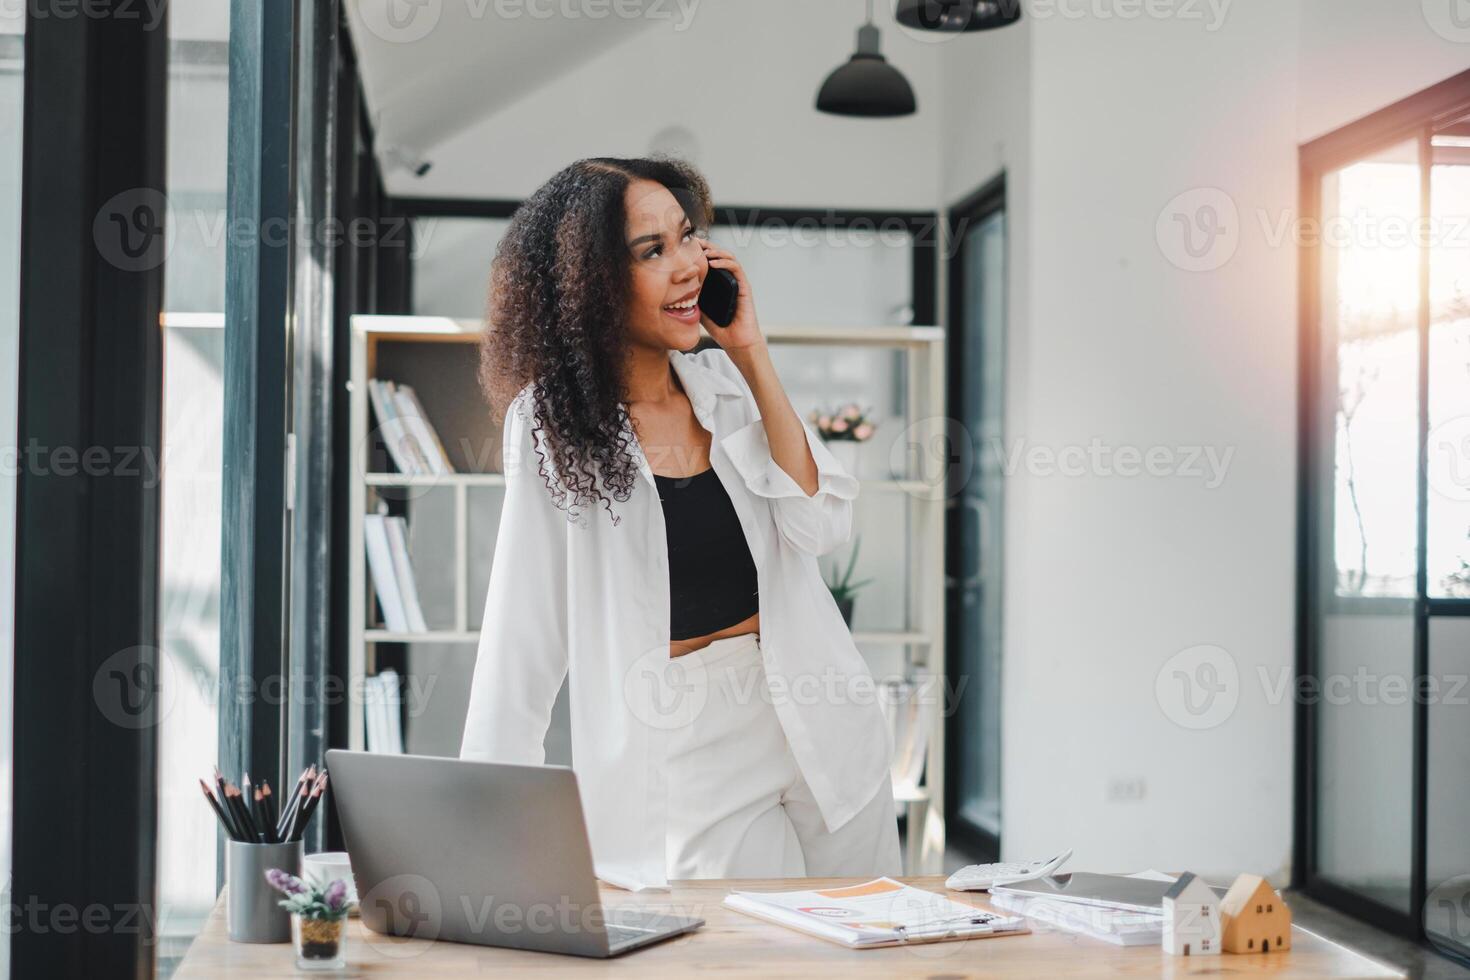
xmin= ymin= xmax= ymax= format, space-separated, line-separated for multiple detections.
xmin=347 ymin=314 xmax=948 ymax=873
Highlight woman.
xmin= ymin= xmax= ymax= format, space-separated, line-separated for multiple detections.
xmin=460 ymin=156 xmax=901 ymax=891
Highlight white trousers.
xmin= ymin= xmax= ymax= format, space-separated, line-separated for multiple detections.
xmin=663 ymin=631 xmax=904 ymax=881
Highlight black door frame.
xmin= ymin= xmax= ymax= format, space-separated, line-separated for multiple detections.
xmin=1295 ymin=66 xmax=1470 ymax=962
xmin=943 ymin=172 xmax=1006 ymax=863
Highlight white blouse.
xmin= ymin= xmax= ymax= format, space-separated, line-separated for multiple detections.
xmin=459 ymin=346 xmax=894 ymax=891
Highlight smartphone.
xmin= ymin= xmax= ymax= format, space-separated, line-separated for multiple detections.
xmin=698 ymin=267 xmax=740 ymax=328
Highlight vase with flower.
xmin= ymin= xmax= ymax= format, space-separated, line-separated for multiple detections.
xmin=808 ymin=402 xmax=876 ymax=479
xmin=266 ymin=867 xmax=351 ymax=970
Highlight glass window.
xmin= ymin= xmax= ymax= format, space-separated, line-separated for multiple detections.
xmin=712 ymin=221 xmax=914 ymax=326
xmin=1319 ymin=141 xmax=1421 ymax=600
xmin=1311 ymin=139 xmax=1420 ymax=914
xmin=1427 ymin=120 xmax=1470 ymax=598
xmin=156 ymin=13 xmax=230 ymax=976
xmin=951 ymin=205 xmax=1006 ymax=842
xmin=410 ymin=216 xmax=509 ymax=318
xmin=407 ymin=215 xmax=917 ymax=327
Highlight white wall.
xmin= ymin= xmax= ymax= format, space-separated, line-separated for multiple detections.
xmin=937 ymin=1 xmax=1469 ymax=883
xmin=1015 ymin=0 xmax=1300 ymax=883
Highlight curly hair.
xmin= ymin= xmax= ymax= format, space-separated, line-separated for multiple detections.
xmin=479 ymin=155 xmax=714 ymax=526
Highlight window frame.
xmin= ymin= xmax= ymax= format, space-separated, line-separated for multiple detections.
xmin=10 ymin=2 xmax=167 ymax=975
xmin=1295 ymin=65 xmax=1470 ymax=963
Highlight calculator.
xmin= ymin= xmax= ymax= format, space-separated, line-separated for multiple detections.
xmin=944 ymin=849 xmax=1073 ymax=891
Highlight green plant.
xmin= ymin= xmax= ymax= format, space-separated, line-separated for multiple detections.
xmin=266 ymin=868 xmax=350 ymax=921
xmin=824 ymin=536 xmax=875 ymax=602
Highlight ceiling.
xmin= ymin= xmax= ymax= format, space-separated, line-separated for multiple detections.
xmin=346 ymin=0 xmax=663 ymax=171
xmin=343 ymin=1 xmax=947 ymax=208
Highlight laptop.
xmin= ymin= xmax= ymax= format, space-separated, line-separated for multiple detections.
xmin=325 ymin=750 xmax=704 ymax=957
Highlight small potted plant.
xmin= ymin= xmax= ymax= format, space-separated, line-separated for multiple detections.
xmin=809 ymin=403 xmax=877 ymax=478
xmin=824 ymin=536 xmax=874 ymax=627
xmin=266 ymin=867 xmax=350 ymax=970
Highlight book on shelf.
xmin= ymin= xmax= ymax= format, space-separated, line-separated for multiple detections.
xmin=394 ymin=384 xmax=456 ymax=475
xmin=363 ymin=514 xmax=407 ymax=632
xmin=878 ymin=677 xmax=932 ymax=796
xmin=384 ymin=515 xmax=429 ymax=633
xmin=368 ymin=377 xmax=455 ymax=475
xmin=364 ymin=669 xmax=404 ymax=754
xmin=363 ymin=513 xmax=428 ymax=633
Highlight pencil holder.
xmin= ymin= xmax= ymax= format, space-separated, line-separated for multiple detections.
xmin=227 ymin=839 xmax=304 ymax=943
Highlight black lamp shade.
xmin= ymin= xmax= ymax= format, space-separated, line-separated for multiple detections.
xmin=816 ymin=23 xmax=917 ymax=118
xmin=895 ymin=0 xmax=1022 ymax=31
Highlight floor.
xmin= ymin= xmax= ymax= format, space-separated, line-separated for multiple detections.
xmin=938 ymin=838 xmax=1470 ymax=980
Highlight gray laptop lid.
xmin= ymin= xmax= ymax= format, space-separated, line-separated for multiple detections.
xmin=326 ymin=749 xmax=614 ymax=957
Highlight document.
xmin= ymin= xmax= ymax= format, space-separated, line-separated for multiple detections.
xmin=723 ymin=877 xmax=1028 ymax=948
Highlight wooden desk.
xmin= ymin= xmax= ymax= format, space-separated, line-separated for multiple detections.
xmin=174 ymin=875 xmax=1401 ymax=978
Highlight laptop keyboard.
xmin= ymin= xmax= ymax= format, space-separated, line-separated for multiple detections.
xmin=606 ymin=923 xmax=657 ymax=947
xmin=604 ymin=909 xmax=674 ymax=949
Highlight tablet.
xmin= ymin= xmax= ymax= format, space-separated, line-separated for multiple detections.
xmin=991 ymin=873 xmax=1224 ymax=914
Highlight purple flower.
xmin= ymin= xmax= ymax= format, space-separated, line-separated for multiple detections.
xmin=265 ymin=868 xmax=307 ymax=896
xmin=324 ymin=878 xmax=348 ymax=912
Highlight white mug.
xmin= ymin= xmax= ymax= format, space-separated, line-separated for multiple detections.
xmin=303 ymin=851 xmax=358 ymax=914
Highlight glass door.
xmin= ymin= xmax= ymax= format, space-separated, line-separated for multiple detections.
xmin=1423 ymin=111 xmax=1470 ymax=961
xmin=1309 ymin=137 xmax=1419 ymax=915
xmin=946 ymin=179 xmax=1006 ymax=859
xmin=1301 ymin=76 xmax=1470 ymax=961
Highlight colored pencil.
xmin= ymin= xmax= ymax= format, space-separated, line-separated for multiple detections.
xmin=199 ymin=779 xmax=237 ymax=840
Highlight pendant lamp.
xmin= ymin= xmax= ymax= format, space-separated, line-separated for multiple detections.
xmin=894 ymin=0 xmax=1022 ymax=32
xmin=816 ymin=0 xmax=916 ymax=118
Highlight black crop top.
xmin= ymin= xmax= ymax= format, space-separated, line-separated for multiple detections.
xmin=653 ymin=466 xmax=760 ymax=641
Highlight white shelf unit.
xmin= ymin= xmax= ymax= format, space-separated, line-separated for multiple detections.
xmin=347 ymin=314 xmax=948 ymax=873
xmin=754 ymin=322 xmax=948 ymax=875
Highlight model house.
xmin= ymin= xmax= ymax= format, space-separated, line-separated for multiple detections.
xmin=1220 ymin=874 xmax=1293 ymax=954
xmin=1162 ymin=872 xmax=1222 ymax=956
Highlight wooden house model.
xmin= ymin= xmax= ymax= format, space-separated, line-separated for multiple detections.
xmin=1219 ymin=873 xmax=1291 ymax=953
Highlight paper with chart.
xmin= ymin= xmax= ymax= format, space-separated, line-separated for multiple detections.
xmin=723 ymin=877 xmax=1027 ymax=948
